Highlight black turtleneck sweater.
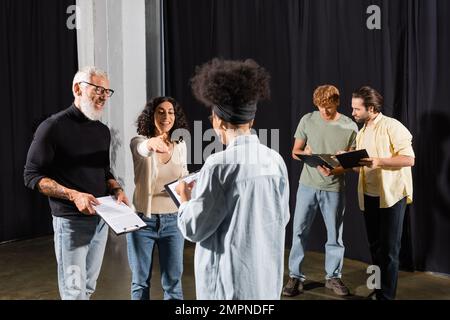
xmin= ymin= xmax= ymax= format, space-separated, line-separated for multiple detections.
xmin=24 ymin=104 xmax=115 ymax=217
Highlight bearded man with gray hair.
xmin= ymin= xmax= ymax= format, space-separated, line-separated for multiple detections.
xmin=24 ymin=66 xmax=129 ymax=300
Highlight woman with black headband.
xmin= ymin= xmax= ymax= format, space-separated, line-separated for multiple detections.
xmin=176 ymin=58 xmax=290 ymax=299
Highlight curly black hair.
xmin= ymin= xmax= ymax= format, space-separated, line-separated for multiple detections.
xmin=190 ymin=58 xmax=271 ymax=108
xmin=136 ymin=96 xmax=189 ymax=139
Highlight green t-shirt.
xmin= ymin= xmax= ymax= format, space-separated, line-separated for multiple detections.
xmin=294 ymin=111 xmax=358 ymax=192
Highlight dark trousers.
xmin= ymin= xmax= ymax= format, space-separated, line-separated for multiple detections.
xmin=363 ymin=195 xmax=407 ymax=300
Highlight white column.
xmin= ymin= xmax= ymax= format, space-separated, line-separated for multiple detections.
xmin=76 ymin=0 xmax=95 ymax=66
xmin=120 ymin=0 xmax=147 ymax=197
xmin=76 ymin=0 xmax=149 ymax=198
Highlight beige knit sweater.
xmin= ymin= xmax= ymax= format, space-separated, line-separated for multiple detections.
xmin=130 ymin=135 xmax=189 ymax=216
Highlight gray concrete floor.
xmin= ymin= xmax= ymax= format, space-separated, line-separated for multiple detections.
xmin=0 ymin=233 xmax=449 ymax=300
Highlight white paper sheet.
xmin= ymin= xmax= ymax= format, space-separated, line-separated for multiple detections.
xmin=164 ymin=172 xmax=199 ymax=207
xmin=94 ymin=196 xmax=146 ymax=235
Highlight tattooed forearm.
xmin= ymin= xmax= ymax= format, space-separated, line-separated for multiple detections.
xmin=37 ymin=178 xmax=71 ymax=200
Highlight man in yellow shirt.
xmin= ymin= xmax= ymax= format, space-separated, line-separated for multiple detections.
xmin=351 ymin=86 xmax=415 ymax=300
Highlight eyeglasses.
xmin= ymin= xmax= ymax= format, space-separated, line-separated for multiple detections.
xmin=80 ymin=81 xmax=115 ymax=97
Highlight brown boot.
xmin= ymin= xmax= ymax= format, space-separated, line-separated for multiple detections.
xmin=325 ymin=278 xmax=350 ymax=296
xmin=282 ymin=277 xmax=304 ymax=297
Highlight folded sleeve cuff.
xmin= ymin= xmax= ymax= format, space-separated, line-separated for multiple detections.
xmin=137 ymin=139 xmax=154 ymax=157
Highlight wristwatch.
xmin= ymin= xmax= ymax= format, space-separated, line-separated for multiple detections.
xmin=111 ymin=187 xmax=124 ymax=195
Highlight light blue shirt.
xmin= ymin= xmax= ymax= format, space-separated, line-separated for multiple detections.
xmin=178 ymin=135 xmax=290 ymax=300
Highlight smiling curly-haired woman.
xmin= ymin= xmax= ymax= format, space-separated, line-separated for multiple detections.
xmin=127 ymin=96 xmax=189 ymax=300
xmin=176 ymin=58 xmax=290 ymax=300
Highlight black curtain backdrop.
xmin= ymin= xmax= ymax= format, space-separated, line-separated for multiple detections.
xmin=0 ymin=0 xmax=78 ymax=242
xmin=163 ymin=0 xmax=450 ymax=274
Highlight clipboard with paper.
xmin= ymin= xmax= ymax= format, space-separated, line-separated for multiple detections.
xmin=335 ymin=149 xmax=369 ymax=169
xmin=164 ymin=171 xmax=200 ymax=207
xmin=94 ymin=196 xmax=146 ymax=235
xmin=295 ymin=153 xmax=338 ymax=170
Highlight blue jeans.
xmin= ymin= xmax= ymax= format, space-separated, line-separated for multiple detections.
xmin=126 ymin=213 xmax=184 ymax=300
xmin=288 ymin=184 xmax=345 ymax=280
xmin=52 ymin=216 xmax=108 ymax=300
xmin=364 ymin=195 xmax=406 ymax=300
